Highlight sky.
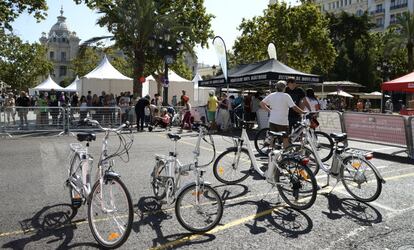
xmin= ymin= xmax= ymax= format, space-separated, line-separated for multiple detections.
xmin=12 ymin=0 xmax=298 ymax=66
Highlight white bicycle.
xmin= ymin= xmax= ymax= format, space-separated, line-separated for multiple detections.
xmin=151 ymin=124 xmax=223 ymax=232
xmin=212 ymin=116 xmax=318 ymax=210
xmin=67 ymin=118 xmax=133 ymax=248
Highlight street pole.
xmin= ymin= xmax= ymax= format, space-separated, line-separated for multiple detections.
xmin=163 ymin=60 xmax=169 ymax=106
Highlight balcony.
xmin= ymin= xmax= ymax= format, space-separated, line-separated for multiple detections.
xmin=390 ymin=3 xmax=408 ymax=10
xmin=370 ymin=8 xmax=385 ymax=15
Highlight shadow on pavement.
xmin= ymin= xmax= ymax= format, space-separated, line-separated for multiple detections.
xmin=212 ymin=184 xmax=249 ymax=203
xmin=2 ymin=203 xmax=99 ymax=249
xmin=133 ymin=196 xmax=216 ymax=249
xmin=321 ymin=193 xmax=382 ymax=226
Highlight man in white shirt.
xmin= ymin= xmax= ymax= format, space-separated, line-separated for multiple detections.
xmin=260 ymin=80 xmax=306 ymax=148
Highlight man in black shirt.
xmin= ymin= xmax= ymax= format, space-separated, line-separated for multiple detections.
xmin=285 ymin=77 xmax=311 ymax=132
xmin=135 ymin=95 xmax=150 ymax=131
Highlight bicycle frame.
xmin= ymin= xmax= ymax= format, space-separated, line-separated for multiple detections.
xmin=238 ymin=126 xmax=265 ymax=177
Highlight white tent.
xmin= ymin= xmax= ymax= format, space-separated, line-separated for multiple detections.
xmin=78 ymin=55 xmax=133 ymax=96
xmin=193 ymin=73 xmax=215 ymax=106
xmin=327 ymin=90 xmax=354 ymax=98
xmin=64 ymin=76 xmax=79 ymax=92
xmin=142 ymin=70 xmax=194 ymax=105
xmin=29 ymin=75 xmax=65 ymax=95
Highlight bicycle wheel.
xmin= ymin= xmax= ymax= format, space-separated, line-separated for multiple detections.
xmin=284 ymin=144 xmax=320 ymax=176
xmin=88 ymin=177 xmax=133 ymax=249
xmin=175 ymin=183 xmax=223 ymax=233
xmin=68 ymin=153 xmax=82 ymax=209
xmin=275 ymin=157 xmax=317 ymax=210
xmin=254 ymin=128 xmax=272 ymax=156
xmin=151 ymin=163 xmax=166 ymax=200
xmin=313 ymin=131 xmax=334 ymax=162
xmin=213 ymin=147 xmax=252 ymax=184
xmin=340 ymin=156 xmax=382 ymax=202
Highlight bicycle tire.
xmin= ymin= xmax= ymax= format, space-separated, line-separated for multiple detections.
xmin=313 ymin=131 xmax=334 ymax=162
xmin=340 ymin=156 xmax=382 ymax=202
xmin=254 ymin=128 xmax=271 ymax=156
xmin=88 ymin=176 xmax=133 ymax=249
xmin=275 ymin=157 xmax=318 ymax=210
xmin=175 ymin=183 xmax=223 ymax=233
xmin=284 ymin=144 xmax=320 ymax=176
xmin=213 ymin=147 xmax=252 ymax=184
xmin=68 ymin=153 xmax=82 ymax=210
xmin=151 ymin=163 xmax=167 ymax=200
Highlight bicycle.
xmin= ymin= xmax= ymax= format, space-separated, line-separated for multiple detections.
xmin=254 ymin=113 xmax=334 ymax=162
xmin=151 ymin=124 xmax=223 ymax=232
xmin=66 ymin=118 xmax=134 ymax=248
xmin=290 ymin=116 xmax=385 ymax=202
xmin=212 ymin=115 xmax=318 ymax=210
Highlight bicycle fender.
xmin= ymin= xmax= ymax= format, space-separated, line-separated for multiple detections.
xmin=343 ymin=156 xmax=386 ymax=184
xmin=176 ymin=181 xmax=212 ymax=197
xmin=104 ymin=170 xmax=120 ymax=181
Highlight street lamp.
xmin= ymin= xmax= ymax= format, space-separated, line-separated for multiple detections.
xmin=149 ymin=31 xmax=184 ymax=106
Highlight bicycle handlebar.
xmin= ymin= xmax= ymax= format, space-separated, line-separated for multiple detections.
xmin=83 ymin=118 xmax=130 ymax=133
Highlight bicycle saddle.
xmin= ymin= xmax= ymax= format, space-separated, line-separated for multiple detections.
xmin=76 ymin=132 xmax=96 ymax=142
xmin=167 ymin=133 xmax=181 ymax=141
xmin=268 ymin=131 xmax=286 ymax=138
xmin=330 ymin=133 xmax=347 ymax=142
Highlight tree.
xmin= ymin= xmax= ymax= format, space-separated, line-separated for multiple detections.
xmin=74 ymin=0 xmax=214 ymax=97
xmin=233 ymin=2 xmax=336 ymax=75
xmin=385 ymin=12 xmax=414 ymax=72
xmin=0 ymin=0 xmax=48 ymax=31
xmin=0 ymin=31 xmax=53 ymax=90
xmin=326 ymin=11 xmax=378 ymax=90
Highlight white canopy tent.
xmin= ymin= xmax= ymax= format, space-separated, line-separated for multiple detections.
xmin=29 ymin=75 xmax=65 ymax=95
xmin=193 ymin=73 xmax=216 ymax=106
xmin=78 ymin=55 xmax=133 ymax=96
xmin=327 ymin=90 xmax=354 ymax=98
xmin=64 ymin=76 xmax=80 ymax=92
xmin=142 ymin=70 xmax=194 ymax=104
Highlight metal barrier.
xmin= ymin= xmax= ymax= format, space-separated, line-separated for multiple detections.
xmin=1 ymin=106 xmax=65 ymax=135
xmin=317 ymin=110 xmax=344 ymax=134
xmin=67 ymin=106 xmax=122 ymax=132
xmin=407 ymin=116 xmax=414 ymax=158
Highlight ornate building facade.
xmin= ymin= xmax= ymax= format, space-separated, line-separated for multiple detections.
xmin=39 ymin=8 xmax=80 ymax=85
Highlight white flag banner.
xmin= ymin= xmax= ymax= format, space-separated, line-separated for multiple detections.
xmin=268 ymin=43 xmax=277 ymax=60
xmin=213 ymin=36 xmax=228 ymax=82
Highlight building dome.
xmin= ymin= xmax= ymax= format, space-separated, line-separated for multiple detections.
xmin=48 ymin=7 xmax=70 ymax=38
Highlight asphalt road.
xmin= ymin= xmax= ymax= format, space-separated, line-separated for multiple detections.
xmin=0 ymin=128 xmax=414 ymax=250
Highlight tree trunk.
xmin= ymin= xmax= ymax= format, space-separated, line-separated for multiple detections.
xmin=133 ymin=50 xmax=145 ymax=98
xmin=408 ymin=42 xmax=414 ymax=72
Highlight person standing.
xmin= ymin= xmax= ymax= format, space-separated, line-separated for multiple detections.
xmin=365 ymin=99 xmax=371 ymax=112
xmin=217 ymin=93 xmax=230 ymax=131
xmin=285 ymin=77 xmax=310 ymax=132
xmin=385 ymin=99 xmax=393 ymax=114
xmin=260 ymin=81 xmax=306 ymax=148
xmin=135 ymin=95 xmax=150 ymax=131
xmin=305 ymin=88 xmax=320 ymax=112
xmin=86 ymin=90 xmax=92 ymax=106
xmin=16 ymin=91 xmax=30 ymax=127
xmin=180 ymin=90 xmax=188 ymax=106
xmin=4 ymin=93 xmax=16 ymax=125
xmin=181 ymin=96 xmax=192 ymax=130
xmin=47 ymin=89 xmax=59 ymax=125
xmin=207 ymin=91 xmax=218 ymax=128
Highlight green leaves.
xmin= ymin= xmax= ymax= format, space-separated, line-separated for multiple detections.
xmin=0 ymin=31 xmax=53 ymax=90
xmin=233 ymin=2 xmax=336 ymax=75
xmin=0 ymin=0 xmax=48 ymax=31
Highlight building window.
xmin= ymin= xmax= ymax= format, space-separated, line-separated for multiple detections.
xmin=50 ymin=51 xmax=54 ymax=60
xmin=61 ymin=52 xmax=66 ymax=62
xmin=59 ymin=66 xmax=67 ymax=77
xmin=356 ymin=9 xmax=363 ymax=16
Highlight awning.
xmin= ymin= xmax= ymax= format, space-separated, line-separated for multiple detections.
xmin=381 ymin=71 xmax=414 ymax=92
xmin=327 ymin=90 xmax=353 ymax=98
xmin=199 ymin=59 xmax=321 ymax=89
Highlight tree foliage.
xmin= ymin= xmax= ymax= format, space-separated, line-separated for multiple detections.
xmin=233 ymin=2 xmax=336 ymax=74
xmin=0 ymin=31 xmax=53 ymax=90
xmin=0 ymin=0 xmax=48 ymax=31
xmin=74 ymin=0 xmax=214 ymax=97
xmin=385 ymin=11 xmax=414 ymax=72
xmin=326 ymin=12 xmax=379 ymax=90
